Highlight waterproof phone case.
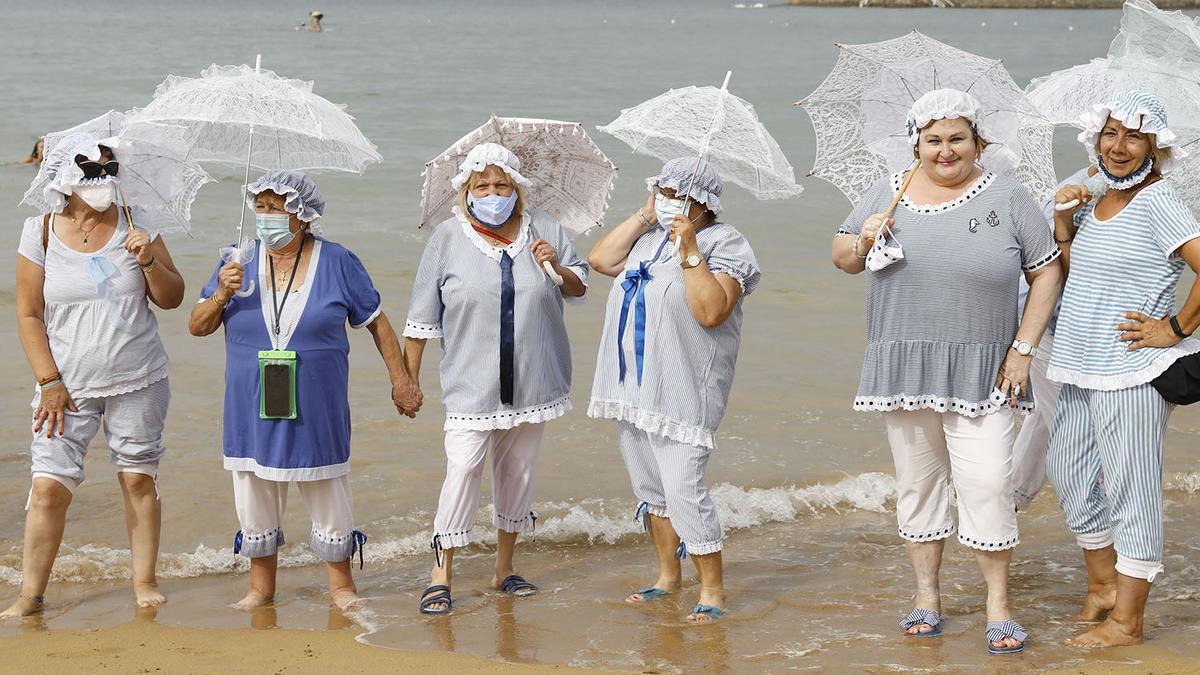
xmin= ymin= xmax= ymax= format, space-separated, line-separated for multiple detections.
xmin=258 ymin=350 xmax=297 ymax=420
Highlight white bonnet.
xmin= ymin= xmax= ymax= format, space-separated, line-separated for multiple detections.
xmin=905 ymin=88 xmax=984 ymax=145
xmin=21 ymin=133 xmax=110 ymax=214
xmin=450 ymin=142 xmax=531 ymax=192
xmin=1077 ymin=90 xmax=1187 ymax=174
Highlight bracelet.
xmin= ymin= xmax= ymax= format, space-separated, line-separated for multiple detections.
xmin=37 ymin=372 xmax=61 ymax=386
xmin=1054 ymin=236 xmax=1074 ymax=244
xmin=38 ymin=379 xmax=62 ymax=391
xmin=17 ymin=594 xmax=44 ymax=604
xmin=209 ymin=294 xmax=229 ymax=308
xmin=634 ymin=209 xmax=652 ymax=229
xmin=852 ymin=235 xmax=868 ymax=259
xmin=1170 ymin=315 xmax=1193 ymax=339
xmin=139 ymin=256 xmax=158 ymax=272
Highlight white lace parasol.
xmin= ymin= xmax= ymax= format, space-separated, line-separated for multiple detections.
xmin=798 ymin=30 xmax=1056 ymax=204
xmin=598 ymin=72 xmax=803 ymax=201
xmin=125 ymin=61 xmax=381 ymax=175
xmin=419 ymin=116 xmax=617 ymax=237
xmin=1025 ymin=58 xmax=1114 ymax=128
xmin=1108 ymin=0 xmax=1200 ymax=135
xmin=21 ymin=110 xmax=212 ymax=236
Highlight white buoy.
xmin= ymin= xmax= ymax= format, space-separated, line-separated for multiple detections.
xmin=1068 ymin=25 xmax=1075 ymax=31
xmin=670 ymin=18 xmax=676 ymax=24
xmin=980 ymin=21 xmax=987 ymax=27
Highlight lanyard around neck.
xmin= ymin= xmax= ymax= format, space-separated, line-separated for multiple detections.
xmin=267 ymin=236 xmax=306 ymax=337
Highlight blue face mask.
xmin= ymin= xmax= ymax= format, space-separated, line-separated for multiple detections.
xmin=256 ymin=213 xmax=295 ymax=250
xmin=467 ymin=192 xmax=518 ymax=228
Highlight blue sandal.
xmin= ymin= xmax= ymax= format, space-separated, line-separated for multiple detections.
xmin=419 ymin=585 xmax=452 ymax=615
xmin=627 ymin=587 xmax=671 ymax=603
xmin=900 ymin=608 xmax=942 ymax=637
xmin=498 ymin=575 xmax=538 ymax=597
xmin=687 ymin=604 xmax=723 ymax=622
xmin=986 ymin=619 xmax=1027 ymax=655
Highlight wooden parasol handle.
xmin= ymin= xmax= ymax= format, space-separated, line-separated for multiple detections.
xmin=867 ymin=159 xmax=921 ymax=244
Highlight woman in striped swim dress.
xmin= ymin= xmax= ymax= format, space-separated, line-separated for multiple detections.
xmin=831 ymin=89 xmax=1062 ymax=654
xmin=1047 ymin=90 xmax=1200 ymax=648
xmin=404 ymin=143 xmax=588 ymax=614
xmin=587 ymin=157 xmax=761 ymax=623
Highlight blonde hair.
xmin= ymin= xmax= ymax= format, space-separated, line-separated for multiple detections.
xmin=913 ymin=119 xmax=990 ymax=160
xmin=1095 ymin=131 xmax=1171 ymax=174
xmin=456 ymin=169 xmax=526 ymax=225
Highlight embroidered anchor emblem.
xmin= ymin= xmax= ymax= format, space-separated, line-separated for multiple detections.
xmin=968 ymin=218 xmax=980 ymax=233
xmin=987 ymin=210 xmax=1000 ymax=228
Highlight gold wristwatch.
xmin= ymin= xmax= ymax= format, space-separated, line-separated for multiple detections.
xmin=681 ymin=252 xmax=704 ymax=269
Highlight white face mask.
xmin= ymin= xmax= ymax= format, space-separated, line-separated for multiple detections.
xmin=654 ymin=193 xmax=688 ymax=226
xmin=865 ymin=232 xmax=905 ymax=272
xmin=72 ymin=181 xmax=116 ymax=212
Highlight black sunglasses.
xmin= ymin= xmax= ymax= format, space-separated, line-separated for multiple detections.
xmin=77 ymin=160 xmax=120 ymax=179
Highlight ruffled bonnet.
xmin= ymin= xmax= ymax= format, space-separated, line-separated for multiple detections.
xmin=1077 ymin=90 xmax=1187 ymax=174
xmin=905 ymin=88 xmax=984 ymax=145
xmin=21 ymin=133 xmax=111 ymax=214
xmin=450 ymin=142 xmax=531 ymax=192
xmin=645 ymin=157 xmax=724 ymax=214
xmin=245 ymin=170 xmax=326 ymax=234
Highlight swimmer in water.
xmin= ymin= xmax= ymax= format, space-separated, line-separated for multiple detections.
xmin=18 ymin=138 xmax=44 ymax=166
xmin=299 ymin=10 xmax=323 ymax=31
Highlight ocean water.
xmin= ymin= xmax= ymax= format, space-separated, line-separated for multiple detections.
xmin=1 ymin=0 xmax=1199 ymax=671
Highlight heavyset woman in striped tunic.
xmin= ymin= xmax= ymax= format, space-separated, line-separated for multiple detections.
xmin=588 ymin=157 xmax=761 ymax=623
xmin=1047 ymin=91 xmax=1200 ymax=648
xmin=831 ymin=89 xmax=1062 ymax=654
xmin=404 ymin=143 xmax=588 ymax=614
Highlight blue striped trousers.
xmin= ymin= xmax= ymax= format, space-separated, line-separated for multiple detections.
xmin=1045 ymin=383 xmax=1172 ymax=581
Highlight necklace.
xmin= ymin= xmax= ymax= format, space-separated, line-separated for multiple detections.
xmin=64 ymin=214 xmax=100 ymax=245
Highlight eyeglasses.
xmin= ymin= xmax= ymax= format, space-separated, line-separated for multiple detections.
xmin=77 ymin=160 xmax=120 ymax=179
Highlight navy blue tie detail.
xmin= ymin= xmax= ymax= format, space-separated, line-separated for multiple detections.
xmin=350 ymin=530 xmax=368 ymax=570
xmin=500 ymin=251 xmax=515 ymax=405
xmin=233 ymin=530 xmax=244 ymax=555
xmin=634 ymin=501 xmax=650 ymax=531
xmin=675 ymin=541 xmax=688 ymax=560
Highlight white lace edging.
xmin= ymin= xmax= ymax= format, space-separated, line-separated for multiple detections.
xmin=69 ymin=364 xmax=170 ymax=399
xmin=1046 ymin=338 xmax=1200 ymax=391
xmin=453 ymin=205 xmax=530 ymax=261
xmin=853 ymin=390 xmax=1034 ymax=417
xmin=958 ymin=532 xmax=1020 ymax=551
xmin=444 ymin=396 xmax=572 ymax=431
xmin=896 ymin=171 xmax=995 ymax=214
xmin=587 ymin=399 xmax=715 ymax=449
xmin=403 ymin=319 xmax=443 ymax=339
xmin=711 ymin=268 xmax=746 ymax=294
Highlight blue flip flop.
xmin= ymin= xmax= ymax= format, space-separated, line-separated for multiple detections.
xmin=900 ymin=608 xmax=942 ymax=638
xmin=688 ymin=604 xmax=723 ymax=622
xmin=986 ymin=619 xmax=1027 ymax=655
xmin=498 ymin=574 xmax=538 ymax=597
xmin=627 ymin=587 xmax=671 ymax=603
xmin=419 ymin=585 xmax=452 ymax=615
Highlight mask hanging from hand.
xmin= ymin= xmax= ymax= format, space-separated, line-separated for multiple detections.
xmin=865 ymin=231 xmax=905 ymax=272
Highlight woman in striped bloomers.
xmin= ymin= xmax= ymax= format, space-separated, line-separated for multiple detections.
xmin=404 ymin=143 xmax=588 ymax=614
xmin=587 ymin=157 xmax=760 ymax=623
xmin=831 ymin=89 xmax=1062 ymax=653
xmin=190 ymin=171 xmax=422 ymax=612
xmin=4 ymin=135 xmax=186 ymax=617
xmin=1047 ymin=91 xmax=1200 ymax=648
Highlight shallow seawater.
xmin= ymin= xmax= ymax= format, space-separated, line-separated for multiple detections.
xmin=1 ymin=0 xmax=1198 ymax=671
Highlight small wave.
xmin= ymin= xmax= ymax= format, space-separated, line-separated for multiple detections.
xmin=1166 ymin=472 xmax=1200 ymax=495
xmin=0 ymin=473 xmax=896 ymax=585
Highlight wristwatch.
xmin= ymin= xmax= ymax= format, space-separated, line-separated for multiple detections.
xmin=1011 ymin=339 xmax=1037 ymax=357
xmin=681 ymin=253 xmax=704 ymax=269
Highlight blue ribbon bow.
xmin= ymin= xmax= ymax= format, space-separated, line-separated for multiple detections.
xmin=350 ymin=530 xmax=368 ymax=570
xmin=617 ymin=236 xmax=671 ymax=385
xmin=233 ymin=530 xmax=244 ymax=555
xmin=87 ymin=254 xmax=124 ymax=325
xmin=634 ymin=501 xmax=650 ymax=532
xmin=500 ymin=251 xmax=515 ymax=405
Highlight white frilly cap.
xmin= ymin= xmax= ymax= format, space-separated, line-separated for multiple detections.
xmin=450 ymin=142 xmax=531 ymax=192
xmin=245 ymin=170 xmax=326 ymax=234
xmin=645 ymin=157 xmax=724 ymax=214
xmin=1077 ymin=90 xmax=1187 ymax=174
xmin=905 ymin=88 xmax=984 ymax=145
xmin=21 ymin=133 xmax=110 ymax=214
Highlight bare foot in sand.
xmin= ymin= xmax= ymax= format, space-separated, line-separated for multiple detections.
xmin=135 ymin=581 xmax=167 ymax=608
xmin=0 ymin=596 xmax=45 ymax=619
xmin=331 ymin=587 xmax=366 ymax=612
xmin=1067 ymin=616 xmax=1143 ymax=648
xmin=1080 ymin=583 xmax=1117 ymax=621
xmin=231 ymin=589 xmax=274 ymax=610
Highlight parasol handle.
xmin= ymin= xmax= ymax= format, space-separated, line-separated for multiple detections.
xmin=543 ymin=260 xmax=565 ymax=286
xmin=870 ymin=159 xmax=921 ymax=243
xmin=1054 ymin=199 xmax=1081 ymax=212
xmin=232 ymin=53 xmax=263 ymax=299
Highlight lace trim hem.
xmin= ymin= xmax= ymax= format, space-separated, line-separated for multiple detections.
xmin=444 ymin=396 xmax=571 ymax=431
xmin=895 ymin=171 xmax=995 ymax=214
xmin=898 ymin=524 xmax=957 ymax=543
xmin=402 ymin=319 xmax=443 ymax=339
xmin=958 ymin=532 xmax=1020 ymax=551
xmin=587 ymin=399 xmax=715 ymax=449
xmin=682 ymin=539 xmax=723 ymax=555
xmin=1046 ymin=338 xmax=1200 ymax=391
xmin=434 ymin=528 xmax=472 ymax=549
xmin=66 ymin=365 xmax=170 ymax=400
xmin=854 ymin=390 xmax=1033 ymax=417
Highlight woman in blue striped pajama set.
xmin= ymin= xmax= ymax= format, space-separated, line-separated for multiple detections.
xmin=1047 ymin=91 xmax=1200 ymax=648
xmin=832 ymin=90 xmax=1063 ymax=654
xmin=588 ymin=158 xmax=760 ymax=623
xmin=404 ymin=143 xmax=588 ymax=614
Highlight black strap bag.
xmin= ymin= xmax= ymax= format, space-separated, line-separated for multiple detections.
xmin=1151 ymin=353 xmax=1200 ymax=405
